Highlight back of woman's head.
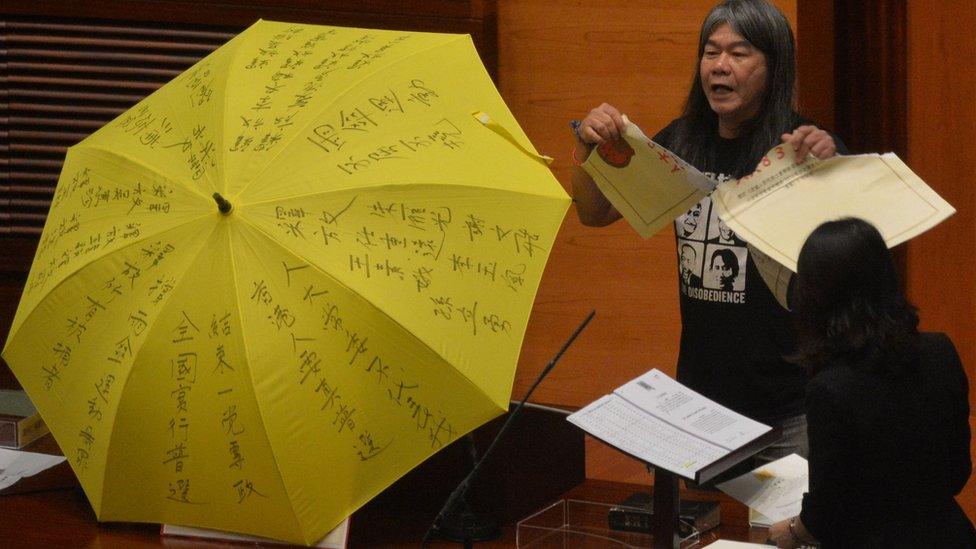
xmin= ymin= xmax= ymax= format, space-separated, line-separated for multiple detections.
xmin=793 ymin=218 xmax=918 ymax=373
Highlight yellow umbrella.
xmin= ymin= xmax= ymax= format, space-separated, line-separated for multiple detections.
xmin=1 ymin=20 xmax=569 ymax=545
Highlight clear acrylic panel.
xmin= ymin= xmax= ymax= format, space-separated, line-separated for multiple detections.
xmin=517 ymin=499 xmax=700 ymax=548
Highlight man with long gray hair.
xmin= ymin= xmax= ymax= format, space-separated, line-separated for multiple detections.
xmin=571 ymin=0 xmax=847 ymax=474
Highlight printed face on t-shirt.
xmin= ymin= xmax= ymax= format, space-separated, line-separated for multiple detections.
xmin=680 ymin=245 xmax=697 ymax=280
xmin=718 ymin=219 xmax=735 ymax=242
xmin=709 ymin=250 xmax=737 ymax=290
xmin=681 ymin=203 xmax=703 ymax=237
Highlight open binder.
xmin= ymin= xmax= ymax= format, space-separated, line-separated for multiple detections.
xmin=568 ymin=369 xmax=779 ymax=548
xmin=568 ymin=369 xmax=779 ymax=485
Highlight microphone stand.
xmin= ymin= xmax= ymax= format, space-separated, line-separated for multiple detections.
xmin=422 ymin=310 xmax=596 ymax=547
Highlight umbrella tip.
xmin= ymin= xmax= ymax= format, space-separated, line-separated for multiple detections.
xmin=212 ymin=193 xmax=233 ymax=215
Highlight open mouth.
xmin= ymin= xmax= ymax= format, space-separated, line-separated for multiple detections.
xmin=710 ymin=84 xmax=734 ymax=94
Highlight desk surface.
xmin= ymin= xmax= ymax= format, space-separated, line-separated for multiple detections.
xmin=0 ymin=438 xmax=770 ymax=548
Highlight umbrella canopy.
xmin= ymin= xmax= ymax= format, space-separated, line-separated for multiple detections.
xmin=2 ymin=20 xmax=569 ymax=545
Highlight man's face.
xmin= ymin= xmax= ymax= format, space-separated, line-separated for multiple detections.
xmin=680 ymin=247 xmax=696 ymax=276
xmin=682 ymin=204 xmax=702 ymax=235
xmin=700 ymin=23 xmax=769 ymax=136
xmin=719 ymin=220 xmax=734 ymax=241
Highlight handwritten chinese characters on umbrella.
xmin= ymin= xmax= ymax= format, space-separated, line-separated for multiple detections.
xmin=3 ymin=20 xmax=570 ymax=543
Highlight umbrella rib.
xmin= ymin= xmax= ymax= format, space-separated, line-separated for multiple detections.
xmin=212 ymin=30 xmax=312 ymax=539
xmin=95 ymin=216 xmax=221 ymax=516
xmin=231 ymin=31 xmax=470 ymax=200
xmin=230 ymin=210 xmax=524 ymax=407
xmin=215 ymin=28 xmax=249 ymax=197
xmin=70 ymin=142 xmax=214 ymax=204
xmin=239 ymin=180 xmax=568 ymax=211
xmin=223 ymin=219 xmax=311 ymax=543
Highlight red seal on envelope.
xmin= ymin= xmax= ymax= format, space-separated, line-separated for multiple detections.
xmin=596 ymin=139 xmax=635 ymax=168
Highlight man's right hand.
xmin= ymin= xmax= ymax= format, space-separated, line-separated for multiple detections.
xmin=578 ymin=103 xmax=627 ymax=145
xmin=571 ymin=103 xmax=626 ymax=227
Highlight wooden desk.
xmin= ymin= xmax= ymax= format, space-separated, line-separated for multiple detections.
xmin=0 ymin=469 xmax=769 ymax=547
xmin=560 ymin=479 xmax=773 ymax=547
xmin=0 ymin=407 xmax=768 ymax=547
xmin=0 ymin=404 xmax=588 ymax=548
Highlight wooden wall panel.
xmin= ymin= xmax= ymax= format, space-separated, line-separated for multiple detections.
xmin=834 ymin=0 xmax=906 ymax=156
xmin=499 ymin=0 xmax=705 ymax=482
xmin=796 ymin=0 xmax=835 ymax=131
xmin=905 ymin=0 xmax=976 ymax=523
xmin=499 ymin=0 xmax=799 ymax=482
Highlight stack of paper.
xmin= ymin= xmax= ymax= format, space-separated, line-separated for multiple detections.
xmin=715 ymin=453 xmax=809 ymax=526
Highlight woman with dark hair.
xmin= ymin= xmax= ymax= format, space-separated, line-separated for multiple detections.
xmin=572 ymin=0 xmax=848 ymax=465
xmin=767 ymin=218 xmax=975 ymax=548
xmin=708 ymin=248 xmax=740 ymax=290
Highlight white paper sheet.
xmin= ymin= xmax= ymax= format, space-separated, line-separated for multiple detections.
xmin=614 ymin=369 xmax=771 ymax=450
xmin=582 ymin=119 xmax=716 ymax=238
xmin=716 ymin=453 xmax=808 ymax=524
xmin=0 ymin=448 xmax=66 ymax=491
xmin=711 ymin=149 xmax=955 ymax=272
xmin=569 ymin=394 xmax=726 ymax=476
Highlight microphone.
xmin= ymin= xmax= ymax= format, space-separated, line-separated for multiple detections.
xmin=422 ymin=310 xmax=596 ymax=547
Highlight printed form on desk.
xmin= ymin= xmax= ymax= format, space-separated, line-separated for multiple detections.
xmin=567 ymin=369 xmax=771 ymax=479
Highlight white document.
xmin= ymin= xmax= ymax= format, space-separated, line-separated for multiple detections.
xmin=582 ymin=119 xmax=717 ymax=238
xmin=568 ymin=369 xmax=771 ymax=478
xmin=0 ymin=447 xmax=66 ymax=491
xmin=716 ymin=453 xmax=808 ymax=524
xmin=583 ymin=118 xmax=954 ymax=273
xmin=711 ymin=148 xmax=955 ymax=272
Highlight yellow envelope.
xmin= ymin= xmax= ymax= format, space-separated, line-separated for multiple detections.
xmin=582 ymin=119 xmax=716 ymax=238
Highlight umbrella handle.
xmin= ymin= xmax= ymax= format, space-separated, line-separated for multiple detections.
xmin=212 ymin=193 xmax=233 ymax=214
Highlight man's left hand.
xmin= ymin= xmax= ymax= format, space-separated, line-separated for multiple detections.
xmin=781 ymin=125 xmax=837 ymax=163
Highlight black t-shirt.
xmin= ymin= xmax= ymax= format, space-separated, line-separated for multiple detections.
xmin=655 ymin=117 xmax=846 ymax=422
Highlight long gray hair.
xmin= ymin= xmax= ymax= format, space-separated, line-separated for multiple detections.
xmin=670 ymin=0 xmax=799 ymax=178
